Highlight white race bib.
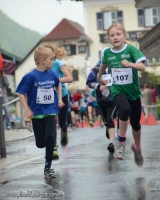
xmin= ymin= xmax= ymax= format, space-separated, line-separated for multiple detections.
xmin=112 ymin=68 xmax=133 ymax=85
xmin=36 ymin=88 xmax=54 ymax=104
xmin=72 ymin=101 xmax=79 ymax=107
xmin=101 ymin=74 xmax=112 ymax=86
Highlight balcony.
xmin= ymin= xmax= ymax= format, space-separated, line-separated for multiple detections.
xmin=138 ymin=22 xmax=160 ymax=57
xmin=135 ymin=0 xmax=160 ymax=7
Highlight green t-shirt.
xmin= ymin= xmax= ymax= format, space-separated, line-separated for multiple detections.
xmin=102 ymin=44 xmax=146 ymax=100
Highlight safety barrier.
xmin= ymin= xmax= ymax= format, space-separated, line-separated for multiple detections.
xmin=2 ymin=97 xmax=32 ymax=132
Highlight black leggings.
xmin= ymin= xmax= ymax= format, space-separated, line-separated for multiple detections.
xmin=113 ymin=94 xmax=141 ymax=131
xmin=98 ymin=102 xmax=115 ymax=129
xmin=32 ymin=115 xmax=56 ymax=160
xmin=58 ymin=95 xmax=68 ymax=132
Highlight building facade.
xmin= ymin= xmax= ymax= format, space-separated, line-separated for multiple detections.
xmin=82 ymin=0 xmax=160 ymax=70
xmin=15 ymin=18 xmax=92 ymax=90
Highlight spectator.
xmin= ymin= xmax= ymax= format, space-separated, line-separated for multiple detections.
xmin=151 ymin=85 xmax=158 ymax=120
xmin=141 ymin=84 xmax=152 ymax=117
xmin=1 ymin=71 xmax=11 ymax=130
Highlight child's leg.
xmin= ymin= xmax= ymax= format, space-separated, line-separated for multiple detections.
xmin=58 ymin=95 xmax=68 ymax=133
xmin=44 ymin=115 xmax=56 ymax=161
xmin=71 ymin=111 xmax=76 ymax=126
xmin=113 ymin=94 xmax=131 ymax=159
xmin=75 ymin=112 xmax=79 ymax=126
xmin=32 ymin=118 xmax=45 ymax=148
xmin=107 ymin=105 xmax=115 ymax=142
xmin=129 ymin=98 xmax=144 ymax=165
xmin=87 ymin=105 xmax=93 ymax=121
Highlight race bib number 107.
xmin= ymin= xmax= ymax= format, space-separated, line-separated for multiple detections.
xmin=112 ymin=68 xmax=133 ymax=85
xmin=36 ymin=88 xmax=54 ymax=104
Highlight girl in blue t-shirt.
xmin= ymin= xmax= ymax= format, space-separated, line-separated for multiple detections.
xmin=51 ymin=46 xmax=73 ymax=156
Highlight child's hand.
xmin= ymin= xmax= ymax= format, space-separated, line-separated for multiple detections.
xmin=98 ymin=76 xmax=108 ymax=85
xmin=25 ymin=107 xmax=34 ymax=119
xmin=121 ymin=60 xmax=131 ymax=67
xmin=58 ymin=100 xmax=64 ymax=108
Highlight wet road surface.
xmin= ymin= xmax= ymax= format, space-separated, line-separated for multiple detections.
xmin=0 ymin=125 xmax=160 ymax=200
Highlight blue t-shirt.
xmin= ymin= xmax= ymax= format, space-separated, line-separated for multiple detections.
xmin=52 ymin=58 xmax=68 ymax=97
xmin=16 ymin=69 xmax=60 ymax=116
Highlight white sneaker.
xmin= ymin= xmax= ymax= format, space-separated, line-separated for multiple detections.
xmin=114 ymin=143 xmax=125 ymax=159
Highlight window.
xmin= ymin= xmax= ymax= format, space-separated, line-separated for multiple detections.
xmin=72 ymin=70 xmax=79 ymax=81
xmin=97 ymin=13 xmax=103 ymax=30
xmin=96 ymin=11 xmax=123 ymax=30
xmin=99 ymin=34 xmax=109 ymax=43
xmin=62 ymin=45 xmax=76 ymax=56
xmin=138 ymin=8 xmax=158 ymax=27
xmin=147 ymin=58 xmax=160 ymax=65
xmin=78 ymin=46 xmax=86 ymax=53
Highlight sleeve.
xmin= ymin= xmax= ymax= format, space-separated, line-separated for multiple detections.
xmin=73 ymin=94 xmax=82 ymax=101
xmin=57 ymin=59 xmax=65 ymax=68
xmin=16 ymin=74 xmax=33 ymax=95
xmin=102 ymin=50 xmax=109 ymax=65
xmin=86 ymin=69 xmax=99 ymax=89
xmin=130 ymin=45 xmax=146 ymax=63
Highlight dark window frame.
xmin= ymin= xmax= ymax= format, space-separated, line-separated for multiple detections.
xmin=62 ymin=44 xmax=76 ymax=56
xmin=96 ymin=10 xmax=123 ymax=30
xmin=78 ymin=46 xmax=86 ymax=54
xmin=138 ymin=7 xmax=159 ymax=27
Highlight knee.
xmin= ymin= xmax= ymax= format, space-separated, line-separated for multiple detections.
xmin=107 ymin=119 xmax=115 ymax=129
xmin=36 ymin=141 xmax=45 ymax=148
xmin=46 ymin=134 xmax=54 ymax=143
xmin=131 ymin=122 xmax=141 ymax=131
xmin=119 ymin=106 xmax=131 ymax=121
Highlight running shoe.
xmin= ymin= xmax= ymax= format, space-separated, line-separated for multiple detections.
xmin=131 ymin=144 xmax=144 ymax=166
xmin=89 ymin=120 xmax=94 ymax=126
xmin=44 ymin=168 xmax=56 ymax=179
xmin=53 ymin=146 xmax=59 ymax=159
xmin=107 ymin=143 xmax=115 ymax=153
xmin=61 ymin=131 xmax=68 ymax=146
xmin=114 ymin=142 xmax=125 ymax=159
xmin=106 ymin=127 xmax=109 ymax=139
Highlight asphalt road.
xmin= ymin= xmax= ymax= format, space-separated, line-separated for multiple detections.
xmin=0 ymin=124 xmax=160 ymax=200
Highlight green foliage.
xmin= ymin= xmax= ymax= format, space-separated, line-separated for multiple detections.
xmin=0 ymin=10 xmax=42 ymax=58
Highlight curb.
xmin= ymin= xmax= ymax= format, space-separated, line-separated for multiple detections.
xmin=6 ymin=133 xmax=34 ymax=143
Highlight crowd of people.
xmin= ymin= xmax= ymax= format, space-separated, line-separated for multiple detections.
xmin=15 ymin=22 xmax=159 ymax=179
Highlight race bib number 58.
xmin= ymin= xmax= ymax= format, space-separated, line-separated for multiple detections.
xmin=36 ymin=88 xmax=54 ymax=104
xmin=112 ymin=68 xmax=133 ymax=85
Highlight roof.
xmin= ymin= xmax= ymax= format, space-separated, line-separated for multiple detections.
xmin=0 ymin=49 xmax=22 ymax=74
xmin=3 ymin=59 xmax=17 ymax=74
xmin=42 ymin=18 xmax=84 ymax=41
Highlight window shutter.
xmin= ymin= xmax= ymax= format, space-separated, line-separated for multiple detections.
xmin=117 ymin=11 xmax=123 ymax=24
xmin=138 ymin=9 xmax=144 ymax=27
xmin=71 ymin=45 xmax=76 ymax=55
xmin=96 ymin=12 xmax=103 ymax=30
xmin=72 ymin=70 xmax=79 ymax=81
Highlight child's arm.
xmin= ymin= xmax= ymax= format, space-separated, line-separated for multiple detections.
xmin=55 ymin=84 xmax=64 ymax=108
xmin=60 ymin=65 xmax=73 ymax=83
xmin=18 ymin=94 xmax=34 ymax=118
xmin=121 ymin=60 xmax=145 ymax=71
xmin=89 ymin=93 xmax=97 ymax=102
xmin=77 ymin=100 xmax=82 ymax=110
xmin=98 ymin=64 xmax=109 ymax=85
